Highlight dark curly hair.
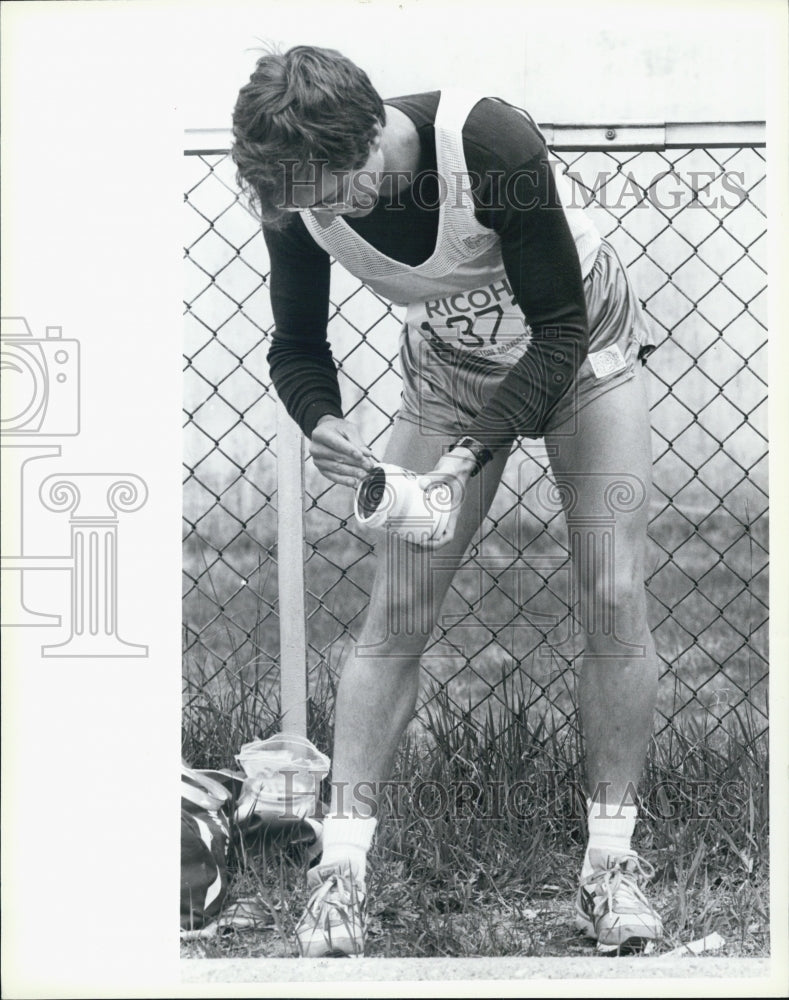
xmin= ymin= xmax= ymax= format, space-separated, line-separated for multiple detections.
xmin=232 ymin=45 xmax=386 ymax=228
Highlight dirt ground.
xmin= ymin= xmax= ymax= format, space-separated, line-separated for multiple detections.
xmin=181 ymin=954 xmax=773 ymax=988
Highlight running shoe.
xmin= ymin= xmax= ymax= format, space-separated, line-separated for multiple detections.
xmin=575 ymin=849 xmax=663 ymax=951
xmin=295 ymin=863 xmax=366 ymax=957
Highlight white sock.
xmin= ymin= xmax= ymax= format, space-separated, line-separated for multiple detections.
xmin=319 ymin=815 xmax=377 ymax=884
xmin=581 ymin=796 xmax=637 ymax=880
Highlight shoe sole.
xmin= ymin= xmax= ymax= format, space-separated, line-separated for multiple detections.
xmin=297 ymin=940 xmax=364 ymax=957
xmin=296 ymin=926 xmax=365 ymax=958
xmin=299 ymin=946 xmax=363 ymax=958
xmin=574 ymin=905 xmax=661 ymax=950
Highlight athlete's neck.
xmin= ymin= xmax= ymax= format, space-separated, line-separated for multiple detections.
xmin=379 ymin=105 xmax=421 ymax=195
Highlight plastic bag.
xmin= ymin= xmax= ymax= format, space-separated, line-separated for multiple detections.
xmin=234 ymin=733 xmax=330 ymax=824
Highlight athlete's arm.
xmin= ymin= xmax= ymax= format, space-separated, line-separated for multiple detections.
xmin=462 ymin=101 xmax=590 ymax=448
xmin=264 ymin=217 xmax=342 ymax=436
xmin=264 ymin=217 xmax=375 ymax=485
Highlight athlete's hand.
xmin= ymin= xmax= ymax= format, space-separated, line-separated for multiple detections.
xmin=414 ymin=449 xmax=477 ymax=550
xmin=309 ymin=415 xmax=377 ymax=487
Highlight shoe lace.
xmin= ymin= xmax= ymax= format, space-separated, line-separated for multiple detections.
xmin=305 ymin=870 xmax=365 ymax=925
xmin=584 ymin=854 xmax=655 ymax=918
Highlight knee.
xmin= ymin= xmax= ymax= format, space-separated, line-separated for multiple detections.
xmin=357 ymin=589 xmax=436 ymax=656
xmin=576 ymin=555 xmax=647 ymax=636
xmin=360 ymin=543 xmax=455 ymax=655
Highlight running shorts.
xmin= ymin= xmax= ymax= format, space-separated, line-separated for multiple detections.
xmin=397 ymin=238 xmax=656 ymax=440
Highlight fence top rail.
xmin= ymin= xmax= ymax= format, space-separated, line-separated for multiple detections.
xmin=184 ymin=120 xmax=766 ymax=155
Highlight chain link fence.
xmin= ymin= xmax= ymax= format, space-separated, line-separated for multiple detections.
xmin=183 ymin=125 xmax=767 ymax=760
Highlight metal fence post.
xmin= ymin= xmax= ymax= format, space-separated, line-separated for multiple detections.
xmin=276 ymin=398 xmax=308 ymax=736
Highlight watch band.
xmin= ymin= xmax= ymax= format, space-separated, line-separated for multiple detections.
xmin=448 ymin=436 xmax=494 ymax=478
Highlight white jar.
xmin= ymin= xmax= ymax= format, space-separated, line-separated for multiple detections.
xmin=353 ymin=463 xmax=456 ymax=543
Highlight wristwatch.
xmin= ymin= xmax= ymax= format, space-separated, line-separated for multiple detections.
xmin=448 ymin=436 xmax=494 ymax=478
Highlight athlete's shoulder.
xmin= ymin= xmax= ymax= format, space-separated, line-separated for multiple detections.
xmin=384 ymin=92 xmax=441 ymax=127
xmin=463 ymin=96 xmax=547 ymax=169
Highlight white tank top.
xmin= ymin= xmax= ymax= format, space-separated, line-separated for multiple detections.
xmin=302 ymin=90 xmax=601 ymax=363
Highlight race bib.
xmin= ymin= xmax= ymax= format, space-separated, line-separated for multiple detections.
xmin=406 ymin=278 xmax=532 ymax=365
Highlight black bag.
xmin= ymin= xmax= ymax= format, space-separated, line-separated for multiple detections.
xmin=180 ymin=767 xmax=231 ymax=930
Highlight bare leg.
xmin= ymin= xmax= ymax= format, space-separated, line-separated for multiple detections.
xmin=329 ymin=416 xmax=510 ymax=816
xmin=545 ymin=367 xmax=659 ymax=808
xmin=297 ymin=421 xmax=511 ymax=956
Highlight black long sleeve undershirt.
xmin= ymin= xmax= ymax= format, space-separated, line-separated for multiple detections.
xmin=468 ymin=150 xmax=589 ymax=446
xmin=265 ymin=224 xmax=343 ymax=436
xmin=264 ymin=93 xmax=589 ymax=445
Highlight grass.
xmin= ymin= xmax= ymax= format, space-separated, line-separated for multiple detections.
xmin=181 ymin=670 xmax=769 ymax=960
